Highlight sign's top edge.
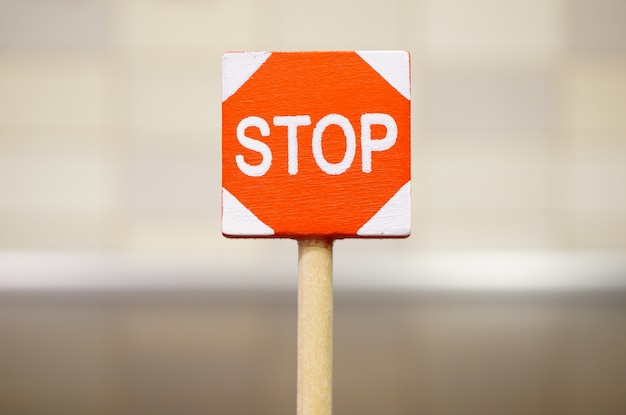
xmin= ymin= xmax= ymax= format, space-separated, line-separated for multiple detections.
xmin=222 ymin=50 xmax=410 ymax=56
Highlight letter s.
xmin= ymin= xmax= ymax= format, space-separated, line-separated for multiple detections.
xmin=236 ymin=116 xmax=272 ymax=177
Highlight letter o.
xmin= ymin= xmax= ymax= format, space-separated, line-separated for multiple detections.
xmin=312 ymin=114 xmax=356 ymax=175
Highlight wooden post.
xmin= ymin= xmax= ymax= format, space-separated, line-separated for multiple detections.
xmin=222 ymin=51 xmax=411 ymax=415
xmin=297 ymin=239 xmax=333 ymax=415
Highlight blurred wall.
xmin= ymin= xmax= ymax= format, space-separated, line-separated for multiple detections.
xmin=0 ymin=0 xmax=625 ymax=261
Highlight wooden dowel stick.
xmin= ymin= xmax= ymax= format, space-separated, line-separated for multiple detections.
xmin=297 ymin=239 xmax=333 ymax=415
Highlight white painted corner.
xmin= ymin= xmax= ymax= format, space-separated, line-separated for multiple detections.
xmin=222 ymin=187 xmax=274 ymax=236
xmin=356 ymin=51 xmax=410 ymax=100
xmin=357 ymin=181 xmax=411 ymax=236
xmin=222 ymin=52 xmax=272 ymax=102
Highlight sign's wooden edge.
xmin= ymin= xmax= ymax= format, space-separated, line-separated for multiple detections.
xmin=221 ymin=180 xmax=412 ymax=239
xmin=222 ymin=50 xmax=410 ymax=102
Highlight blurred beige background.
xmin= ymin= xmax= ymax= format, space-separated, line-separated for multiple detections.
xmin=0 ymin=0 xmax=625 ymax=414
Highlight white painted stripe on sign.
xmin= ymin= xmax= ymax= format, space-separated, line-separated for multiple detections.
xmin=222 ymin=52 xmax=272 ymax=102
xmin=222 ymin=187 xmax=274 ymax=236
xmin=356 ymin=51 xmax=410 ymax=100
xmin=357 ymin=181 xmax=411 ymax=236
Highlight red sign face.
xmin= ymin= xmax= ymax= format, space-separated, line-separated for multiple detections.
xmin=222 ymin=51 xmax=410 ymax=238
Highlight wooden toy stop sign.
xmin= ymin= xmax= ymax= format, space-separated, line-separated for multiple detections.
xmin=222 ymin=51 xmax=410 ymax=238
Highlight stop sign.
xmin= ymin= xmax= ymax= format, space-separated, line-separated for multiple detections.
xmin=222 ymin=51 xmax=410 ymax=238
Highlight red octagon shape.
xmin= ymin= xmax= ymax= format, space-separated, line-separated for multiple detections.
xmin=222 ymin=51 xmax=410 ymax=238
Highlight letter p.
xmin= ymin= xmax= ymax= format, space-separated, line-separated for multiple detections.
xmin=360 ymin=113 xmax=398 ymax=173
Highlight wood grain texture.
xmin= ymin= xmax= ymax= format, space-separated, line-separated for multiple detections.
xmin=297 ymin=239 xmax=333 ymax=415
xmin=222 ymin=51 xmax=411 ymax=238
